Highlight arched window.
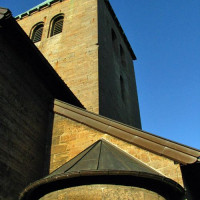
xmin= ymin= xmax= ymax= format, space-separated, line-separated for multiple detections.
xmin=30 ymin=22 xmax=44 ymax=43
xmin=50 ymin=14 xmax=64 ymax=37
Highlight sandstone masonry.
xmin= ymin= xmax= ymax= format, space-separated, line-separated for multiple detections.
xmin=17 ymin=0 xmax=141 ymax=128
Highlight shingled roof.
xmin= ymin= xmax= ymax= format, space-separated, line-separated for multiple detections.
xmin=54 ymin=99 xmax=200 ymax=165
xmin=19 ymin=140 xmax=185 ymax=200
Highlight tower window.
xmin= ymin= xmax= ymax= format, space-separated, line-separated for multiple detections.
xmin=111 ymin=29 xmax=118 ymax=55
xmin=120 ymin=45 xmax=126 ymax=67
xmin=120 ymin=75 xmax=125 ymax=101
xmin=30 ymin=23 xmax=44 ymax=43
xmin=50 ymin=14 xmax=64 ymax=37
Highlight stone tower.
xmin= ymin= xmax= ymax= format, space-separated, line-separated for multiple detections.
xmin=17 ymin=0 xmax=141 ymax=129
xmin=1 ymin=5 xmax=200 ymax=200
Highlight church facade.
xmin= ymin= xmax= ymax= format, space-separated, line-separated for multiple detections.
xmin=0 ymin=0 xmax=199 ymax=200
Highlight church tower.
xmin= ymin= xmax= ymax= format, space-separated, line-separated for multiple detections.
xmin=1 ymin=2 xmax=200 ymax=200
xmin=16 ymin=0 xmax=141 ymax=129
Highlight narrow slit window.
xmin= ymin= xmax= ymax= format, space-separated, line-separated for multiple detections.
xmin=120 ymin=45 xmax=126 ymax=67
xmin=111 ymin=29 xmax=118 ymax=55
xmin=50 ymin=15 xmax=64 ymax=37
xmin=120 ymin=75 xmax=125 ymax=101
xmin=31 ymin=23 xmax=44 ymax=43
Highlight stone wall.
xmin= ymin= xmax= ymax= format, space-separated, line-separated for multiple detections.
xmin=98 ymin=0 xmax=141 ymax=128
xmin=17 ymin=0 xmax=99 ymax=113
xmin=50 ymin=113 xmax=183 ymax=187
xmin=0 ymin=28 xmax=53 ymax=199
xmin=40 ymin=185 xmax=166 ymax=200
xmin=17 ymin=0 xmax=142 ymax=128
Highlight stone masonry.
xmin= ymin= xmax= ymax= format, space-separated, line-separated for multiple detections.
xmin=17 ymin=0 xmax=99 ymax=113
xmin=0 ymin=27 xmax=53 ymax=199
xmin=17 ymin=0 xmax=141 ymax=128
xmin=50 ymin=113 xmax=184 ymax=187
xmin=40 ymin=185 xmax=166 ymax=200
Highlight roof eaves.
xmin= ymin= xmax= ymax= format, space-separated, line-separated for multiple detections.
xmin=53 ymin=99 xmax=200 ymax=165
xmin=15 ymin=0 xmax=63 ymax=20
xmin=19 ymin=171 xmax=185 ymax=200
xmin=0 ymin=7 xmax=12 ymax=21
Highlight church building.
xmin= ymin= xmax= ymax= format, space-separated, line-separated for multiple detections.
xmin=0 ymin=0 xmax=199 ymax=200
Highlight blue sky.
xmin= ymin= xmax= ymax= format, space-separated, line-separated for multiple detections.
xmin=1 ymin=0 xmax=200 ymax=149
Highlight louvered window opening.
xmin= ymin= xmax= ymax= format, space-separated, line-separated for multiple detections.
xmin=32 ymin=25 xmax=43 ymax=43
xmin=51 ymin=17 xmax=64 ymax=36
